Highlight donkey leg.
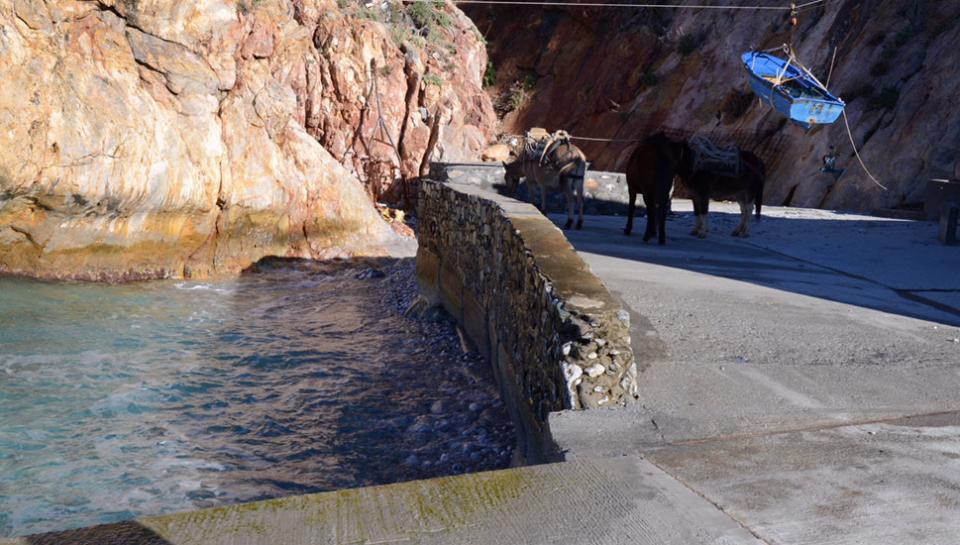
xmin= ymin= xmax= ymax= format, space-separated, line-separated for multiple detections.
xmin=563 ymin=179 xmax=574 ymax=230
xmin=625 ymin=190 xmax=637 ymax=235
xmin=733 ymin=199 xmax=751 ymax=237
xmin=691 ymin=215 xmax=702 ymax=236
xmin=657 ymin=201 xmax=668 ymax=245
xmin=690 ymin=195 xmax=702 ymax=236
xmin=643 ymin=203 xmax=657 ymax=242
xmin=697 ymin=198 xmax=710 ymax=239
xmin=575 ymin=176 xmax=584 ymax=230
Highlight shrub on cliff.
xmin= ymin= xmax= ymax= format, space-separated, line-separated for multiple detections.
xmin=484 ymin=61 xmax=497 ymax=88
xmin=407 ymin=0 xmax=452 ymax=32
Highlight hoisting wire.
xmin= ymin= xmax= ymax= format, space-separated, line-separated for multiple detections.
xmin=824 ymin=45 xmax=838 ymax=89
xmin=841 ymin=110 xmax=888 ymax=191
xmin=402 ymin=0 xmax=829 ymax=10
xmin=568 ymin=135 xmax=645 ymax=143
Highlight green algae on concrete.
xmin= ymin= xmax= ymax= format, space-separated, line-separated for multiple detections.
xmin=139 ymin=465 xmax=531 ymax=545
xmin=1 ymin=458 xmax=764 ymax=545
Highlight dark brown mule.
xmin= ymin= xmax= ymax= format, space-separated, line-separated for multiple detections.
xmin=623 ymin=132 xmax=689 ymax=245
xmin=681 ymin=151 xmax=765 ymax=238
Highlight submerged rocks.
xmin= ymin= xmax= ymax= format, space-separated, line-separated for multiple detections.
xmin=379 ymin=259 xmax=516 ymax=478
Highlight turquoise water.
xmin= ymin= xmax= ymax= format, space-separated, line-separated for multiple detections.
xmin=0 ymin=261 xmax=514 ymax=537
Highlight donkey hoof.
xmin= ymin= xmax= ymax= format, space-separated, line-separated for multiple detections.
xmin=624 ymin=228 xmax=632 ymax=236
xmin=563 ymin=219 xmax=573 ymax=230
xmin=575 ymin=220 xmax=583 ymax=230
xmin=697 ymin=232 xmax=707 ymax=239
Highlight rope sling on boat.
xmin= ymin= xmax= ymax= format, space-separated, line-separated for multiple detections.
xmin=747 ymin=3 xmax=887 ymax=190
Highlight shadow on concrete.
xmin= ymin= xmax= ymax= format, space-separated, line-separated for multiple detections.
xmin=22 ymin=521 xmax=171 ymax=545
xmin=551 ymin=208 xmax=960 ymax=327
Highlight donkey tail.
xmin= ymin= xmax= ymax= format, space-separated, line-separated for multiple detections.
xmin=754 ymin=163 xmax=765 ymax=220
xmin=755 ymin=181 xmax=763 ymax=220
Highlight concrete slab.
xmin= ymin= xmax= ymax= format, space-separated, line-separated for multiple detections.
xmin=543 ymin=203 xmax=960 ymax=544
xmin=549 ymin=210 xmax=960 ymax=441
xmin=1 ymin=458 xmax=762 ymax=545
xmin=647 ymin=413 xmax=960 ymax=545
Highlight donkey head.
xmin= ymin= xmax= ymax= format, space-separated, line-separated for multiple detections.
xmin=502 ymin=158 xmax=523 ymax=196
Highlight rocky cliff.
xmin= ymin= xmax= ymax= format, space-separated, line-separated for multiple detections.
xmin=470 ymin=1 xmax=960 ymax=211
xmin=0 ymin=0 xmax=495 ymax=280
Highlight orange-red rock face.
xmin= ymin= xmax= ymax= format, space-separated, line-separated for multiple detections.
xmin=0 ymin=0 xmax=494 ymax=280
xmin=470 ymin=1 xmax=960 ymax=211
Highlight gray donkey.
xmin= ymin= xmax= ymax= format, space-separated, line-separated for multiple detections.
xmin=502 ymin=130 xmax=587 ymax=230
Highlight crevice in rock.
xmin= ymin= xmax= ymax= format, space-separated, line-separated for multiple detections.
xmin=817 ymin=183 xmax=837 ymax=209
xmin=7 ymin=225 xmax=44 ymax=251
xmin=95 ymin=1 xmax=194 ymax=53
xmin=301 ymin=220 xmax=312 ymax=258
xmin=781 ymin=184 xmax=798 ymax=207
xmin=184 ymin=94 xmax=229 ymax=276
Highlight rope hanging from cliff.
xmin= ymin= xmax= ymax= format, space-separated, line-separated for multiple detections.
xmin=841 ymin=110 xmax=887 ymax=191
xmin=404 ymin=0 xmax=829 ymax=10
xmin=370 ymin=61 xmax=403 ymax=172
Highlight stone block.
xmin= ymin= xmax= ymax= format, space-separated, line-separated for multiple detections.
xmin=439 ymin=262 xmax=464 ymax=321
xmin=415 ymin=247 xmax=440 ymax=302
xmin=925 ymin=179 xmax=960 ymax=220
xmin=462 ymin=289 xmax=489 ymax=360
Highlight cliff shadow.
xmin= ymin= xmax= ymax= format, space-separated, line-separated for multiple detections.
xmin=548 ymin=207 xmax=960 ymax=327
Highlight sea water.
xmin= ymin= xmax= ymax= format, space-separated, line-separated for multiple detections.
xmin=0 ymin=261 xmax=514 ymax=537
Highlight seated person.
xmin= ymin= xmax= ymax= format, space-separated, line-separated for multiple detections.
xmin=820 ymin=146 xmax=845 ymax=181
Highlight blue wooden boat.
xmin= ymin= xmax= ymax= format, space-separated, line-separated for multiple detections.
xmin=741 ymin=51 xmax=845 ymax=130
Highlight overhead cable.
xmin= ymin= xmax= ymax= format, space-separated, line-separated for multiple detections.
xmin=403 ymin=0 xmax=818 ymax=10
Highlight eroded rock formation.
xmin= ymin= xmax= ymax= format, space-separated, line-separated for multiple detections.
xmin=0 ymin=0 xmax=495 ymax=280
xmin=470 ymin=1 xmax=960 ymax=211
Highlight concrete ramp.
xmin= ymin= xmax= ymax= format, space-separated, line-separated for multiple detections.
xmin=3 ymin=458 xmax=761 ymax=545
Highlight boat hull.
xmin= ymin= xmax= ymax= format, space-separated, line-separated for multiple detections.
xmin=742 ymin=51 xmax=845 ymax=130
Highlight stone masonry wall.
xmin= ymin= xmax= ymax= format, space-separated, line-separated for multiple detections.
xmin=416 ymin=180 xmax=638 ymax=462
